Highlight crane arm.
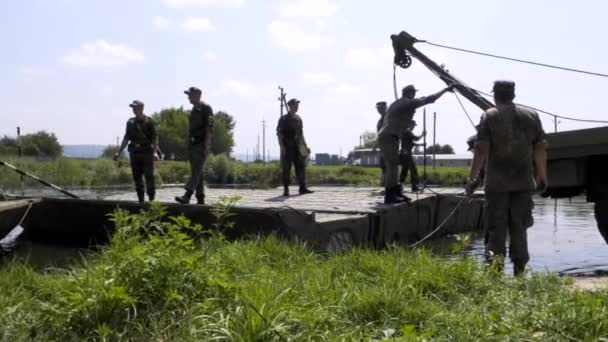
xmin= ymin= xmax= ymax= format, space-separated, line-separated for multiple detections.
xmin=391 ymin=31 xmax=494 ymax=112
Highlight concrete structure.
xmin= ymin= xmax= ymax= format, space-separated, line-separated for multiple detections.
xmin=350 ymin=148 xmax=472 ymax=167
xmin=315 ymin=153 xmax=342 ymax=166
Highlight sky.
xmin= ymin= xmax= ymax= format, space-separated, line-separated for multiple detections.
xmin=2 ymin=0 xmax=608 ymax=157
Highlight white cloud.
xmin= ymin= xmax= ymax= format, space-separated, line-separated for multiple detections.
xmin=60 ymin=40 xmax=144 ymax=67
xmin=345 ymin=46 xmax=393 ymax=69
xmin=181 ymin=17 xmax=215 ymax=32
xmin=268 ymin=21 xmax=333 ymax=51
xmin=215 ymin=79 xmax=271 ymax=98
xmin=203 ymin=51 xmax=218 ymax=61
xmin=301 ymin=71 xmax=335 ymax=85
xmin=162 ymin=0 xmax=245 ymax=8
xmin=153 ymin=16 xmax=170 ymax=30
xmin=279 ymin=0 xmax=339 ymax=17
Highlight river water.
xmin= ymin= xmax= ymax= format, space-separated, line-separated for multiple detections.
xmin=3 ymin=187 xmax=608 ymax=275
xmin=466 ymin=195 xmax=608 ymax=275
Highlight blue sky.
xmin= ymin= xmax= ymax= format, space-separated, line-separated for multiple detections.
xmin=2 ymin=0 xmax=607 ymax=156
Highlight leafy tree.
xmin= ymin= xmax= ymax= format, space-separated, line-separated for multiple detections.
xmin=215 ymin=111 xmax=235 ymax=131
xmin=101 ymin=145 xmax=125 ymax=159
xmin=0 ymin=136 xmax=18 ymax=155
xmin=0 ymin=131 xmax=62 ymax=158
xmin=211 ymin=111 xmax=235 ymax=155
xmin=356 ymin=130 xmax=377 ymax=149
xmin=23 ymin=131 xmax=62 ymax=158
xmin=152 ymin=107 xmax=236 ymax=160
xmin=426 ymin=144 xmax=455 ymax=154
xmin=152 ymin=107 xmax=190 ymax=161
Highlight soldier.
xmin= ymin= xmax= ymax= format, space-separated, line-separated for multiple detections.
xmin=114 ymin=100 xmax=159 ymax=203
xmin=277 ymin=98 xmax=313 ymax=196
xmin=375 ymin=101 xmax=387 ymax=185
xmin=378 ymin=84 xmax=453 ymax=204
xmin=399 ymin=120 xmax=425 ymax=192
xmin=466 ymin=80 xmax=548 ymax=276
xmin=175 ymin=86 xmax=214 ymax=205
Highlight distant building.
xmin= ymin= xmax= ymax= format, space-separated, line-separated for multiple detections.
xmin=315 ymin=153 xmax=343 ymax=166
xmin=349 ymin=148 xmax=472 ymax=167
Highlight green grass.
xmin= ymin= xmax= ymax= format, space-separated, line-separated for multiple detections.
xmin=1 ymin=203 xmax=607 ymax=341
xmin=0 ymin=155 xmax=468 ymax=190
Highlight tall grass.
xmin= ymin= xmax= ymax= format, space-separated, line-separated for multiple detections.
xmin=0 ymin=155 xmax=468 ymax=190
xmin=1 ymin=203 xmax=607 ymax=340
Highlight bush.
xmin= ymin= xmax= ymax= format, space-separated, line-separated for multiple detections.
xmin=2 ymin=205 xmax=608 ymax=340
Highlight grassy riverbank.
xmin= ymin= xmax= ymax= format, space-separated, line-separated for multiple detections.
xmin=0 ymin=155 xmax=469 ymax=190
xmin=1 ymin=204 xmax=607 ymax=341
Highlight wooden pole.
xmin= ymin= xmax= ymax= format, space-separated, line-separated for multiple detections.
xmin=433 ymin=112 xmax=437 ymax=169
xmin=423 ymin=108 xmax=427 ymax=187
xmin=17 ymin=127 xmax=24 ymax=196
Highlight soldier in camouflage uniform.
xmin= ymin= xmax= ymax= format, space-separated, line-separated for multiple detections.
xmin=115 ymin=100 xmax=159 ymax=203
xmin=399 ymin=120 xmax=424 ymax=192
xmin=175 ymin=86 xmax=214 ymax=205
xmin=466 ymin=80 xmax=548 ymax=276
xmin=375 ymin=101 xmax=387 ymax=186
xmin=378 ymin=84 xmax=453 ymax=204
xmin=277 ymin=98 xmax=313 ymax=196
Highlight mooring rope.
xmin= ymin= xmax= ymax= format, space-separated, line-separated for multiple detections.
xmin=410 ymin=195 xmax=468 ymax=248
xmin=17 ymin=202 xmax=33 ymax=227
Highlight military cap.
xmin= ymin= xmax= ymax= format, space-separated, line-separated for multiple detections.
xmin=129 ymin=99 xmax=144 ymax=108
xmin=287 ymin=98 xmax=300 ymax=105
xmin=492 ymin=80 xmax=515 ymax=93
xmin=376 ymin=101 xmax=387 ymax=107
xmin=402 ymin=84 xmax=418 ymax=93
xmin=184 ymin=86 xmax=202 ymax=95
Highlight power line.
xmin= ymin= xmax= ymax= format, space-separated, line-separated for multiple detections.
xmin=453 ymin=92 xmax=477 ymax=129
xmin=422 ymin=40 xmax=608 ymax=79
xmin=471 ymin=87 xmax=608 ymax=124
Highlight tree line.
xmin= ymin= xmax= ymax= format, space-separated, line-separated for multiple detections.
xmin=2 ymin=108 xmax=236 ymax=161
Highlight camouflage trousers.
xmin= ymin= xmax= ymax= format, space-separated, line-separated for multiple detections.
xmin=185 ymin=144 xmax=208 ymax=198
xmin=281 ymin=148 xmax=306 ymax=187
xmin=399 ymin=152 xmax=419 ymax=185
xmin=129 ymin=151 xmax=155 ymax=200
xmin=484 ymin=191 xmax=534 ymax=267
xmin=378 ymin=134 xmax=400 ymax=189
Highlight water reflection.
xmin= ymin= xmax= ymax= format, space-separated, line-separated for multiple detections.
xmin=467 ymin=195 xmax=608 ymax=275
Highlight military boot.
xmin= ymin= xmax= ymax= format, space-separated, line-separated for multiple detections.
xmin=283 ymin=185 xmax=289 ymax=196
xmin=137 ymin=192 xmax=145 ymax=203
xmin=175 ymin=190 xmax=193 ymax=204
xmin=299 ymin=185 xmax=314 ymax=195
xmin=148 ymin=192 xmax=155 ymax=202
xmin=195 ymin=193 xmax=205 ymax=205
xmin=394 ymin=185 xmax=411 ymax=203
xmin=384 ymin=187 xmax=401 ymax=204
xmin=411 ymin=183 xmax=421 ymax=192
xmin=514 ymin=263 xmax=526 ymax=277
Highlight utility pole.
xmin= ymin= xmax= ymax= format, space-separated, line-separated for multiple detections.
xmin=17 ymin=127 xmax=23 ymax=196
xmin=257 ymin=135 xmax=260 ymax=161
xmin=433 ymin=112 xmax=437 ymax=169
xmin=278 ymin=86 xmax=286 ymax=117
xmin=554 ymin=115 xmax=558 ymax=133
xmin=423 ymin=108 xmax=427 ymax=188
xmin=262 ymin=119 xmax=266 ymax=162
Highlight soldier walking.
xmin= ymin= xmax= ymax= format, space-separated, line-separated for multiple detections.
xmin=466 ymin=80 xmax=548 ymax=276
xmin=175 ymin=86 xmax=214 ymax=205
xmin=114 ymin=100 xmax=159 ymax=203
xmin=375 ymin=101 xmax=387 ymax=186
xmin=399 ymin=120 xmax=424 ymax=192
xmin=277 ymin=98 xmax=313 ymax=196
xmin=378 ymin=84 xmax=453 ymax=204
